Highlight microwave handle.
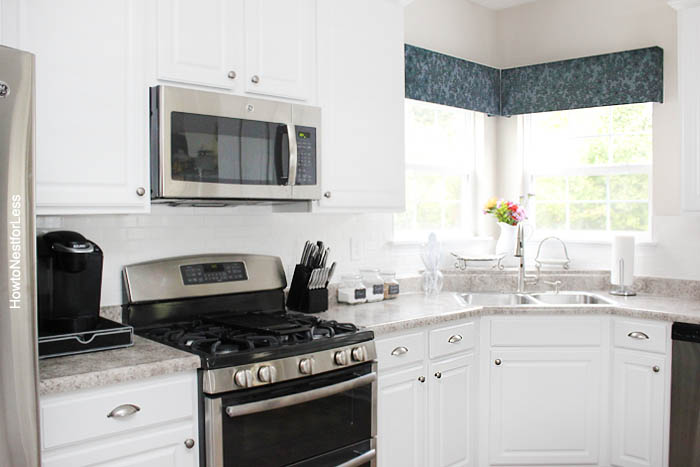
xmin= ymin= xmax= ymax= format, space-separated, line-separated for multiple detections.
xmin=225 ymin=372 xmax=376 ymax=418
xmin=287 ymin=123 xmax=298 ymax=186
xmin=274 ymin=125 xmax=290 ymax=184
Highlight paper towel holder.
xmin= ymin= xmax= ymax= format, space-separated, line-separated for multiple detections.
xmin=610 ymin=258 xmax=636 ymax=296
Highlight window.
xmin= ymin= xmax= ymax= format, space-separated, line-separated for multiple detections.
xmin=525 ymin=103 xmax=652 ymax=241
xmin=394 ymin=99 xmax=476 ymax=241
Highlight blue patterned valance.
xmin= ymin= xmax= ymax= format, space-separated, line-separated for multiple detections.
xmin=501 ymin=47 xmax=664 ymax=116
xmin=405 ymin=44 xmax=501 ymax=115
xmin=404 ymin=45 xmax=663 ymax=117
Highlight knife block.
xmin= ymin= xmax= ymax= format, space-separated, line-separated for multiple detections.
xmin=286 ymin=264 xmax=328 ymax=313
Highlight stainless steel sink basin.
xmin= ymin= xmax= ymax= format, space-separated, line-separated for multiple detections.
xmin=460 ymin=293 xmax=539 ymax=306
xmin=528 ymin=291 xmax=614 ymax=305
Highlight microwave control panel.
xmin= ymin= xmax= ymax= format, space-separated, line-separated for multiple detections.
xmin=295 ymin=126 xmax=317 ymax=186
xmin=180 ymin=262 xmax=248 ymax=285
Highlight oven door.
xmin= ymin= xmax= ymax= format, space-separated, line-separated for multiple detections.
xmin=205 ymin=362 xmax=377 ymax=467
xmin=154 ymin=86 xmax=296 ymax=200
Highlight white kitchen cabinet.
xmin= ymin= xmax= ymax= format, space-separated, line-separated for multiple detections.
xmin=40 ymin=372 xmax=199 ymax=467
xmin=610 ymin=350 xmax=667 ymax=467
xmin=487 ymin=349 xmax=602 ymax=465
xmin=157 ymin=0 xmax=244 ymax=91
xmin=377 ymin=363 xmax=428 ymax=467
xmin=15 ymin=0 xmax=150 ymax=215
xmin=316 ymin=0 xmax=405 ymax=211
xmin=244 ymin=0 xmax=315 ymax=101
xmin=672 ymin=1 xmax=700 ymax=212
xmin=429 ymin=354 xmax=475 ymax=467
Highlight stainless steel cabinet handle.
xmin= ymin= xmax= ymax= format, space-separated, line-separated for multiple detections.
xmin=434 ymin=371 xmax=442 ymax=379
xmin=448 ymin=334 xmax=463 ymax=344
xmin=324 ymin=191 xmax=332 ymax=198
xmin=628 ymin=331 xmax=650 ymax=340
xmin=251 ymin=75 xmax=260 ymax=84
xmin=495 ymin=359 xmax=502 ymax=366
xmin=391 ymin=346 xmax=408 ymax=356
xmin=184 ymin=438 xmax=195 ymax=449
xmin=227 ymin=70 xmax=237 ymax=79
xmin=653 ymin=365 xmax=660 ymax=373
xmin=107 ymin=403 xmax=141 ymax=419
xmin=418 ymin=376 xmax=425 ymax=383
xmin=136 ymin=187 xmax=146 ymax=197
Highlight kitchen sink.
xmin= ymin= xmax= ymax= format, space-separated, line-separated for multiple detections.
xmin=528 ymin=291 xmax=614 ymax=305
xmin=460 ymin=292 xmax=539 ymax=306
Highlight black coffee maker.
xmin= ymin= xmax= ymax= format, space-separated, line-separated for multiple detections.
xmin=37 ymin=231 xmax=103 ymax=334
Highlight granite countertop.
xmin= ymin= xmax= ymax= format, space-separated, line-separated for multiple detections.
xmin=325 ymin=291 xmax=700 ymax=335
xmin=39 ymin=336 xmax=201 ymax=396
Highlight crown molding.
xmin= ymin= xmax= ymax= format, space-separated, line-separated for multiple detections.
xmin=669 ymin=0 xmax=700 ymax=11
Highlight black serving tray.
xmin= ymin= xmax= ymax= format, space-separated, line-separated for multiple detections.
xmin=38 ymin=317 xmax=134 ymax=359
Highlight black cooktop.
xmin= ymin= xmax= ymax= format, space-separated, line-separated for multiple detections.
xmin=137 ymin=310 xmax=373 ymax=368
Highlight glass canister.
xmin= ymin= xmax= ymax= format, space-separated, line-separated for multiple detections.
xmin=381 ymin=271 xmax=400 ymax=299
xmin=337 ymin=274 xmax=367 ymax=305
xmin=360 ymin=269 xmax=385 ymax=302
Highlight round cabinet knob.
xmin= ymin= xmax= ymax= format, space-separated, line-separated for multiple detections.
xmin=227 ymin=70 xmax=237 ymax=80
xmin=434 ymin=372 xmax=442 ymax=379
xmin=652 ymin=365 xmax=660 ymax=373
xmin=136 ymin=187 xmax=146 ymax=197
xmin=351 ymin=346 xmax=366 ymax=362
xmin=323 ymin=191 xmax=332 ymax=199
xmin=184 ymin=438 xmax=195 ymax=449
xmin=251 ymin=75 xmax=260 ymax=84
xmin=418 ymin=376 xmax=426 ymax=383
xmin=234 ymin=369 xmax=253 ymax=388
xmin=495 ymin=359 xmax=502 ymax=366
xmin=258 ymin=365 xmax=276 ymax=383
xmin=299 ymin=358 xmax=313 ymax=375
xmin=334 ymin=350 xmax=348 ymax=366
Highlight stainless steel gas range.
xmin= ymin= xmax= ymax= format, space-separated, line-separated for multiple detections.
xmin=122 ymin=254 xmax=376 ymax=467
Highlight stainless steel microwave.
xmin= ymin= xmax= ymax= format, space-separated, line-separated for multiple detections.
xmin=149 ymin=86 xmax=321 ymax=204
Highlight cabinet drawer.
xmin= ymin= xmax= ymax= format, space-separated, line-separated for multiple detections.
xmin=376 ymin=331 xmax=425 ymax=370
xmin=613 ymin=319 xmax=668 ymax=354
xmin=41 ymin=373 xmax=195 ymax=450
xmin=429 ymin=321 xmax=475 ymax=359
xmin=490 ymin=318 xmax=602 ymax=347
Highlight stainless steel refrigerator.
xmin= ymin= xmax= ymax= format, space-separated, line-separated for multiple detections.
xmin=0 ymin=45 xmax=41 ymax=466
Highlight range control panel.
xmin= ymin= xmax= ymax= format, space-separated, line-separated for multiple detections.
xmin=180 ymin=262 xmax=248 ymax=285
xmin=295 ymin=126 xmax=317 ymax=186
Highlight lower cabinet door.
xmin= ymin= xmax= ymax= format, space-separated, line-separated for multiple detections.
xmin=42 ymin=422 xmax=198 ymax=467
xmin=378 ymin=364 xmax=427 ymax=467
xmin=429 ymin=353 xmax=475 ymax=467
xmin=610 ymin=349 xmax=666 ymax=467
xmin=488 ymin=349 xmax=602 ymax=465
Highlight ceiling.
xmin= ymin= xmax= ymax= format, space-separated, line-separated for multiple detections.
xmin=469 ymin=0 xmax=537 ymax=10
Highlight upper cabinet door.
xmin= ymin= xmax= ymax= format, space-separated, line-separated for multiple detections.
xmin=243 ymin=0 xmax=315 ymax=101
xmin=20 ymin=0 xmax=150 ymax=214
xmin=157 ymin=0 xmax=243 ymax=90
xmin=316 ymin=0 xmax=405 ymax=211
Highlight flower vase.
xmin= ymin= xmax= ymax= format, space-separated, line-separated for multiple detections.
xmin=495 ymin=222 xmax=518 ymax=256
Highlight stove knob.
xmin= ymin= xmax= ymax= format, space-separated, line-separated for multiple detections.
xmin=351 ymin=346 xmax=366 ymax=362
xmin=257 ymin=365 xmax=276 ymax=383
xmin=234 ymin=369 xmax=253 ymax=388
xmin=334 ymin=350 xmax=348 ymax=366
xmin=299 ymin=358 xmax=314 ymax=375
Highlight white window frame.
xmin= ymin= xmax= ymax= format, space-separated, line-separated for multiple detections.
xmin=393 ymin=99 xmax=478 ymax=242
xmin=521 ymin=104 xmax=654 ymax=243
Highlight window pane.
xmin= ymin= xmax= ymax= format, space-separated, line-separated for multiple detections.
xmin=444 ymin=176 xmax=463 ymax=201
xmin=407 ymin=172 xmax=442 ymax=202
xmin=612 ymin=104 xmax=652 ymax=133
xmin=570 ymin=137 xmax=609 ymax=166
xmin=570 ymin=203 xmax=606 ymax=230
xmin=444 ymin=202 xmax=461 ymax=229
xmin=416 ymin=202 xmax=441 ymax=229
xmin=610 ymin=203 xmax=648 ymax=231
xmin=610 ymin=174 xmax=649 ymax=201
xmin=535 ymin=176 xmax=566 ymax=201
xmin=569 ymin=175 xmax=606 ymax=201
xmin=536 ymin=203 xmax=566 ymax=229
xmin=612 ymin=134 xmax=652 ymax=164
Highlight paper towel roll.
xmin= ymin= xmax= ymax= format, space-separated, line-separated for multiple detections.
xmin=611 ymin=235 xmax=635 ymax=286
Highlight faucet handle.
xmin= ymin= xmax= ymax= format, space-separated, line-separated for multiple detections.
xmin=543 ymin=280 xmax=563 ymax=293
xmin=514 ymin=224 xmax=525 ymax=257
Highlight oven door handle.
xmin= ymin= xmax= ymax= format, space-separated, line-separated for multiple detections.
xmin=225 ymin=372 xmax=376 ymax=418
xmin=337 ymin=449 xmax=377 ymax=467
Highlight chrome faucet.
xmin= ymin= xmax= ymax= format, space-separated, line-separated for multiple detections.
xmin=514 ymin=223 xmax=538 ymax=292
